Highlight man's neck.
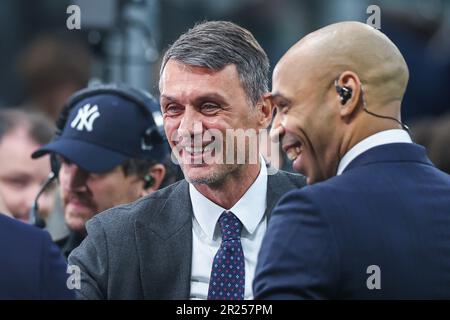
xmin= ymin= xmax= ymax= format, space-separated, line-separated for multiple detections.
xmin=340 ymin=115 xmax=403 ymax=164
xmin=194 ymin=162 xmax=261 ymax=210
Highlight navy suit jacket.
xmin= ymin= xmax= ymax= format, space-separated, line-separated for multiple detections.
xmin=0 ymin=214 xmax=74 ymax=299
xmin=254 ymin=143 xmax=450 ymax=299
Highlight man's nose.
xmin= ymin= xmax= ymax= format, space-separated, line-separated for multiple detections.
xmin=178 ymin=108 xmax=204 ymax=140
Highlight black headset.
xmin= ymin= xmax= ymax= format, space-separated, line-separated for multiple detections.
xmin=30 ymin=84 xmax=167 ymax=228
xmin=53 ymin=83 xmax=166 ymax=174
xmin=334 ymin=80 xmax=410 ymax=132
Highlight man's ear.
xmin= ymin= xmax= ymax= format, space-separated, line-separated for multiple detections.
xmin=256 ymin=93 xmax=274 ymax=128
xmin=141 ymin=164 xmax=166 ymax=196
xmin=335 ymin=71 xmax=362 ymax=118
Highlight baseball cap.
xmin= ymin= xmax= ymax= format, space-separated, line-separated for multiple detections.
xmin=32 ymin=86 xmax=168 ymax=173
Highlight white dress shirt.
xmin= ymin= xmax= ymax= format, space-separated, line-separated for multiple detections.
xmin=337 ymin=129 xmax=413 ymax=175
xmin=189 ymin=158 xmax=268 ymax=300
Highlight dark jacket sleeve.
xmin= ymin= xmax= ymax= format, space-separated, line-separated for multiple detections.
xmin=68 ymin=217 xmax=108 ymax=299
xmin=40 ymin=231 xmax=75 ymax=299
xmin=253 ymin=188 xmax=340 ymax=299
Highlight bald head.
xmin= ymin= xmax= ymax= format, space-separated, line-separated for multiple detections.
xmin=276 ymin=21 xmax=409 ymax=108
xmin=270 ymin=22 xmax=411 ymax=183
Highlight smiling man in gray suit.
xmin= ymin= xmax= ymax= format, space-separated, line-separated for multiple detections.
xmin=68 ymin=21 xmax=305 ymax=300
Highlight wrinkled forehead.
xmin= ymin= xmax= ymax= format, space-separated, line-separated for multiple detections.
xmin=160 ymin=60 xmax=239 ymax=90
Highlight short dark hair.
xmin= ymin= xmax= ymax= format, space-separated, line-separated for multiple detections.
xmin=0 ymin=109 xmax=54 ymax=145
xmin=160 ymin=21 xmax=269 ymax=105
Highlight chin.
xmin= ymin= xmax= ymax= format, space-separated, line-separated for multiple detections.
xmin=66 ymin=220 xmax=86 ymax=233
xmin=306 ymin=173 xmax=329 ymax=185
xmin=186 ymin=172 xmax=220 ymax=185
xmin=65 ymin=212 xmax=91 ymax=232
xmin=13 ymin=213 xmax=30 ymax=222
xmin=185 ymin=167 xmax=227 ymax=186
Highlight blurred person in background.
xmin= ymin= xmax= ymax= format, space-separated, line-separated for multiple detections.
xmin=18 ymin=34 xmax=92 ymax=121
xmin=0 ymin=189 xmax=73 ymax=299
xmin=412 ymin=112 xmax=450 ymax=175
xmin=0 ymin=109 xmax=56 ymax=223
xmin=32 ymin=84 xmax=173 ymax=258
xmin=0 ymin=184 xmax=10 ymax=216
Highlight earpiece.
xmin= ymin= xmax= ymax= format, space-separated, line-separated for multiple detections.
xmin=335 ymin=80 xmax=353 ymax=105
xmin=143 ymin=175 xmax=154 ymax=189
xmin=333 ymin=77 xmax=410 ymax=133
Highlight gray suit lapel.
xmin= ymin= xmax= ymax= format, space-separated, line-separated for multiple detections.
xmin=135 ymin=180 xmax=193 ymax=299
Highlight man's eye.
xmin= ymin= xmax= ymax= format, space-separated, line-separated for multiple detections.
xmin=201 ymin=103 xmax=219 ymax=113
xmin=6 ymin=178 xmax=28 ymax=189
xmin=165 ymin=104 xmax=183 ymax=115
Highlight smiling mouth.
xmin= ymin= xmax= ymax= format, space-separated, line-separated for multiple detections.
xmin=283 ymin=142 xmax=302 ymax=161
xmin=182 ymin=142 xmax=215 ymax=155
xmin=174 ymin=141 xmax=218 ymax=166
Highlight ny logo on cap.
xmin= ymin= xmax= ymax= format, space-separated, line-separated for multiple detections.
xmin=71 ymin=104 xmax=100 ymax=132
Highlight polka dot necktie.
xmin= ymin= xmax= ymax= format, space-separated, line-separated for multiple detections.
xmin=207 ymin=211 xmax=245 ymax=300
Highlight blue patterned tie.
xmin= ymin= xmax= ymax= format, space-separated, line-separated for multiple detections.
xmin=207 ymin=211 xmax=245 ymax=300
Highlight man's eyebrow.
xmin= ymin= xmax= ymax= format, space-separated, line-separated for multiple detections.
xmin=160 ymin=93 xmax=228 ymax=104
xmin=192 ymin=93 xmax=227 ymax=104
xmin=160 ymin=94 xmax=177 ymax=102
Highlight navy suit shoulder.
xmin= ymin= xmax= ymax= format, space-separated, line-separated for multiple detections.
xmin=0 ymin=214 xmax=73 ymax=299
xmin=253 ymin=182 xmax=341 ymax=299
xmin=255 ymin=143 xmax=450 ymax=299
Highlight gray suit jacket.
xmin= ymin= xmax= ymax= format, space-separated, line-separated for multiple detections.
xmin=68 ymin=170 xmax=305 ymax=299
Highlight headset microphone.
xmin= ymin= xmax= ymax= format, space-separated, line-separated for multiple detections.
xmin=29 ymin=171 xmax=57 ymax=229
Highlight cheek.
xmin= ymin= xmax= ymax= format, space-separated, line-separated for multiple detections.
xmin=38 ymin=192 xmax=55 ymax=217
xmin=0 ymin=189 xmax=19 ymax=209
xmin=89 ymin=181 xmax=111 ymax=199
xmin=164 ymin=121 xmax=182 ymax=147
xmin=58 ymin=168 xmax=72 ymax=190
xmin=202 ymin=116 xmax=225 ymax=128
xmin=0 ymin=183 xmax=23 ymax=205
xmin=282 ymin=114 xmax=306 ymax=141
xmin=88 ymin=184 xmax=114 ymax=212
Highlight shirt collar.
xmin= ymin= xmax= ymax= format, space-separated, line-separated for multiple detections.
xmin=337 ymin=129 xmax=412 ymax=175
xmin=189 ymin=156 xmax=268 ymax=240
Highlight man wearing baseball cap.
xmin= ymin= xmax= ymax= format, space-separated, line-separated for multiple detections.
xmin=32 ymin=84 xmax=173 ymax=258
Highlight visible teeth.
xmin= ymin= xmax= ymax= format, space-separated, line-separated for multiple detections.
xmin=185 ymin=143 xmax=215 ymax=154
xmin=287 ymin=152 xmax=297 ymax=161
xmin=286 ymin=146 xmax=301 ymax=161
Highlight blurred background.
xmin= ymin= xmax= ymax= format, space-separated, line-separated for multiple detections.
xmin=0 ymin=0 xmax=449 ymax=169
